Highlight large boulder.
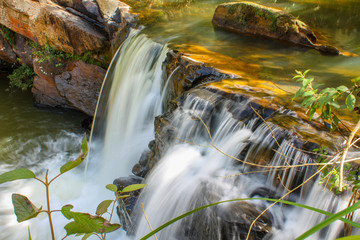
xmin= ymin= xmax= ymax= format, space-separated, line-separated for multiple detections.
xmin=212 ymin=1 xmax=340 ymax=55
xmin=55 ymin=60 xmax=105 ymax=116
xmin=32 ymin=59 xmax=106 ymax=116
xmin=0 ymin=0 xmax=107 ymax=55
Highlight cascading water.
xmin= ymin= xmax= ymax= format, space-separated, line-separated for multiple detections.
xmin=0 ymin=30 xmax=169 ymax=239
xmin=89 ymin=29 xmax=169 ymax=181
xmin=0 ymin=26 xmax=358 ymax=240
xmin=129 ymin=88 xmax=360 ymax=240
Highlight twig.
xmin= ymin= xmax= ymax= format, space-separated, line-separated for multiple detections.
xmin=339 ymin=119 xmax=360 ymax=191
xmin=250 ymin=105 xmax=290 ymax=166
xmin=142 ymin=202 xmax=158 ymax=240
xmin=245 ymin=156 xmax=337 ymax=240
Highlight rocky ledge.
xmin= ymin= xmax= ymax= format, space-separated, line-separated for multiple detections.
xmin=212 ymin=1 xmax=341 ymax=55
xmin=0 ymin=0 xmax=133 ymax=116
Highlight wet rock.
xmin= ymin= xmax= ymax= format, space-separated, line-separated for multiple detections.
xmin=113 ymin=175 xmax=144 ymax=234
xmin=55 ymin=60 xmax=106 ymax=116
xmin=96 ymin=0 xmax=133 ymax=53
xmin=81 ymin=116 xmax=93 ymax=131
xmin=0 ymin=34 xmax=17 ymax=64
xmin=163 ymin=50 xmax=235 ymax=112
xmin=132 ymin=150 xmax=150 ymax=178
xmin=212 ymin=2 xmax=340 ymax=55
xmin=32 ymin=58 xmax=106 ymax=115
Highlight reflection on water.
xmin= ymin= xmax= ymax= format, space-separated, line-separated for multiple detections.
xmin=126 ymin=0 xmax=360 ymax=93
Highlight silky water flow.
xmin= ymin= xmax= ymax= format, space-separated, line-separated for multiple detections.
xmin=0 ymin=29 xmax=358 ymax=239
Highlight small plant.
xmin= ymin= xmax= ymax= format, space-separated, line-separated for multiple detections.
xmin=293 ymin=70 xmax=360 ymax=192
xmin=29 ymin=41 xmax=108 ymax=68
xmin=0 ymin=134 xmax=146 ymax=239
xmin=293 ymin=69 xmax=359 ymax=131
xmin=7 ymin=64 xmax=35 ymax=91
xmin=0 ymin=25 xmax=15 ymax=45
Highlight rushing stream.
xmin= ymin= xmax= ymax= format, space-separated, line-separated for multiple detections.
xmin=0 ymin=0 xmax=360 ymax=239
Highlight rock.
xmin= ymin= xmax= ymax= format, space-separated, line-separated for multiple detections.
xmin=55 ymin=60 xmax=106 ymax=116
xmin=163 ymin=50 xmax=234 ymax=111
xmin=0 ymin=33 xmax=17 ymax=64
xmin=51 ymin=0 xmax=103 ymax=23
xmin=13 ymin=33 xmax=34 ymax=67
xmin=0 ymin=0 xmax=107 ymax=55
xmin=113 ymin=175 xmax=144 ymax=234
xmin=32 ymin=75 xmax=71 ymax=108
xmin=96 ymin=0 xmax=132 ymax=53
xmin=32 ymin=58 xmax=106 ymax=116
xmin=212 ymin=2 xmax=340 ymax=55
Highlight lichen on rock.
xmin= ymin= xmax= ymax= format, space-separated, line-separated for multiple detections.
xmin=212 ymin=1 xmax=340 ymax=55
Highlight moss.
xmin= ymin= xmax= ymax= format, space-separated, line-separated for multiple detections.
xmin=28 ymin=41 xmax=108 ymax=68
xmin=0 ymin=25 xmax=15 ymax=45
xmin=7 ymin=64 xmax=35 ymax=91
xmin=227 ymin=4 xmax=238 ymax=15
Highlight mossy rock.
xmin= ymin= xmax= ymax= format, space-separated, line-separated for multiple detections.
xmin=212 ymin=1 xmax=340 ymax=55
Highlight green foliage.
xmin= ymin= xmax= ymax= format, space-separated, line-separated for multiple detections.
xmin=296 ymin=200 xmax=360 ymax=240
xmin=12 ymin=194 xmax=42 ymax=222
xmin=60 ymin=134 xmax=88 ymax=174
xmin=292 ymin=70 xmax=360 ymax=131
xmin=0 ymin=133 xmax=147 ymax=240
xmin=29 ymin=41 xmax=107 ymax=68
xmin=61 ymin=205 xmax=121 ymax=236
xmin=0 ymin=25 xmax=15 ymax=45
xmin=7 ymin=64 xmax=35 ymax=91
xmin=0 ymin=168 xmax=35 ymax=184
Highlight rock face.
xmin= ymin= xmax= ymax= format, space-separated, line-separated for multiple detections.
xmin=212 ymin=1 xmax=340 ymax=55
xmin=0 ymin=0 xmax=133 ymax=115
xmin=163 ymin=50 xmax=235 ymax=111
xmin=32 ymin=59 xmax=106 ymax=116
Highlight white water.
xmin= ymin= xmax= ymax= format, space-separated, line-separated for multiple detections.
xmin=131 ymin=92 xmax=360 ymax=239
xmin=89 ymin=29 xmax=169 ymax=181
xmin=0 ymin=30 xmax=169 ymax=239
xmin=1 ymin=28 xmax=359 ymax=240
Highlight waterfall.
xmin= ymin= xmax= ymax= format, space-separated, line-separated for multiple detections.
xmin=89 ymin=29 xmax=169 ymax=182
xmin=129 ymin=89 xmax=360 ymax=240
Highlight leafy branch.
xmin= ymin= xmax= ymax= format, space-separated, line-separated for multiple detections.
xmin=0 ymin=134 xmax=146 ymax=239
xmin=293 ymin=70 xmax=360 ymax=192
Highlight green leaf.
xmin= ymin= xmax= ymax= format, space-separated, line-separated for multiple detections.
xmin=336 ymin=85 xmax=349 ymax=93
xmin=346 ymin=94 xmax=356 ymax=111
xmin=28 ymin=226 xmax=32 ymax=240
xmin=12 ymin=194 xmax=42 ymax=222
xmin=117 ymin=195 xmax=131 ymax=199
xmin=81 ymin=133 xmax=88 ymax=156
xmin=106 ymin=184 xmax=117 ymax=192
xmin=309 ymin=106 xmax=316 ymax=120
xmin=336 ymin=236 xmax=360 ymax=240
xmin=61 ymin=205 xmax=74 ymax=220
xmin=139 ymin=197 xmax=360 ymax=240
xmin=121 ymin=184 xmax=147 ymax=193
xmin=296 ymin=200 xmax=360 ymax=240
xmin=303 ymin=69 xmax=311 ymax=76
xmin=302 ymin=77 xmax=314 ymax=88
xmin=62 ymin=206 xmax=121 ymax=236
xmin=82 ymin=233 xmax=93 ymax=240
xmin=301 ymin=96 xmax=316 ymax=108
xmin=0 ymin=168 xmax=36 ymax=184
xmin=351 ymin=77 xmax=360 ymax=83
xmin=60 ymin=134 xmax=88 ymax=174
xmin=96 ymin=200 xmax=113 ymax=216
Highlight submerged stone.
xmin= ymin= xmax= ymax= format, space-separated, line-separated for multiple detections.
xmin=212 ymin=1 xmax=341 ymax=55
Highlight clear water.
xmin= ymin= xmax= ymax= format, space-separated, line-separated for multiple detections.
xmin=0 ymin=0 xmax=359 ymax=239
xmin=128 ymin=0 xmax=360 ymax=93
